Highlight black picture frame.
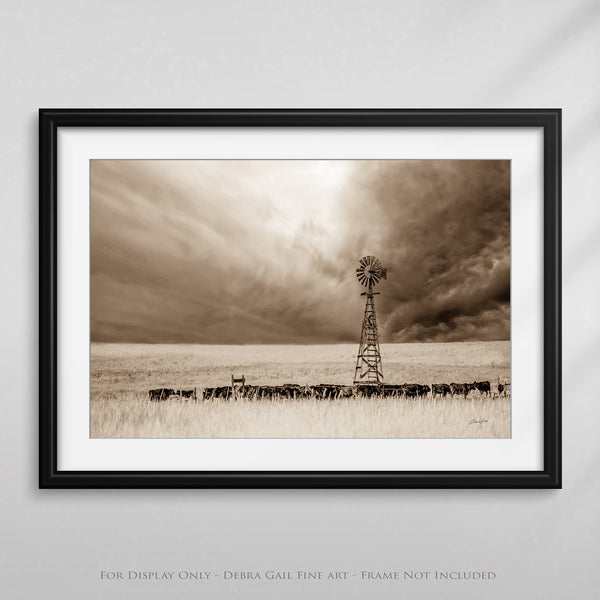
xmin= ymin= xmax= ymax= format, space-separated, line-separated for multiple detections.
xmin=39 ymin=109 xmax=561 ymax=489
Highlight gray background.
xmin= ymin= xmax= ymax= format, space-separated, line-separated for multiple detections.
xmin=1 ymin=1 xmax=598 ymax=598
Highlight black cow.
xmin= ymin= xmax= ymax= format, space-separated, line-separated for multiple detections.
xmin=214 ymin=386 xmax=231 ymax=399
xmin=313 ymin=385 xmax=329 ymax=399
xmin=202 ymin=386 xmax=224 ymax=400
xmin=383 ymin=384 xmax=404 ymax=398
xmin=203 ymin=387 xmax=226 ymax=400
xmin=432 ymin=383 xmax=452 ymax=398
xmin=338 ymin=386 xmax=354 ymax=398
xmin=295 ymin=386 xmax=311 ymax=399
xmin=281 ymin=383 xmax=301 ymax=399
xmin=327 ymin=385 xmax=344 ymax=399
xmin=248 ymin=385 xmax=258 ymax=398
xmin=270 ymin=386 xmax=285 ymax=398
xmin=256 ymin=386 xmax=274 ymax=399
xmin=312 ymin=384 xmax=340 ymax=399
xmin=175 ymin=388 xmax=197 ymax=400
xmin=148 ymin=388 xmax=174 ymax=401
xmin=355 ymin=384 xmax=381 ymax=397
xmin=450 ymin=383 xmax=466 ymax=397
xmin=451 ymin=383 xmax=475 ymax=398
xmin=473 ymin=381 xmax=491 ymax=397
xmin=309 ymin=385 xmax=324 ymax=399
xmin=404 ymin=384 xmax=419 ymax=398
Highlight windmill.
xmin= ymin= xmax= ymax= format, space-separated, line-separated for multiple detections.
xmin=354 ymin=256 xmax=387 ymax=384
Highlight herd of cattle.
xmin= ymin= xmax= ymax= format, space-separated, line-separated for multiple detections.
xmin=148 ymin=381 xmax=507 ymax=402
xmin=148 ymin=388 xmax=197 ymax=401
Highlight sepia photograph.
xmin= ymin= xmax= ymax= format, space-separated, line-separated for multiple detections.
xmin=90 ymin=158 xmax=511 ymax=439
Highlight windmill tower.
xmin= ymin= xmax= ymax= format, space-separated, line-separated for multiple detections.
xmin=354 ymin=256 xmax=387 ymax=384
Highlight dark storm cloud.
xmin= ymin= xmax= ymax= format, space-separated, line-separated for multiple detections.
xmin=91 ymin=160 xmax=510 ymax=343
xmin=335 ymin=160 xmax=510 ymax=342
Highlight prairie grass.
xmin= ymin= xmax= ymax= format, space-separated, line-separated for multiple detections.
xmin=90 ymin=341 xmax=510 ymax=439
xmin=91 ymin=392 xmax=510 ymax=438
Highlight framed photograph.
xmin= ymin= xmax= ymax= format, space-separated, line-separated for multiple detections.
xmin=39 ymin=109 xmax=561 ymax=488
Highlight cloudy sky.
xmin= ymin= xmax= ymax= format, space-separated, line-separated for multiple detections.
xmin=91 ymin=159 xmax=510 ymax=344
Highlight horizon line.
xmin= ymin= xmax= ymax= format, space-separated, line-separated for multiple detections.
xmin=90 ymin=339 xmax=510 ymax=346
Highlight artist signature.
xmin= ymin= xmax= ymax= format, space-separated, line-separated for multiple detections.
xmin=469 ymin=418 xmax=488 ymax=425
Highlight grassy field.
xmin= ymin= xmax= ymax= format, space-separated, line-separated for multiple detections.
xmin=90 ymin=341 xmax=510 ymax=438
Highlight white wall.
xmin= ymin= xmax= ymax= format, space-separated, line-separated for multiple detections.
xmin=1 ymin=1 xmax=598 ymax=598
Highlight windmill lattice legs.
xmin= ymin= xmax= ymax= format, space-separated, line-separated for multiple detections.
xmin=354 ymin=292 xmax=383 ymax=384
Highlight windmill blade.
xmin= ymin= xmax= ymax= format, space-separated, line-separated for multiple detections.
xmin=357 ymin=256 xmax=386 ymax=290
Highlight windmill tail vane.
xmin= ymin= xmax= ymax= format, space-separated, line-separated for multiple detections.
xmin=354 ymin=256 xmax=386 ymax=384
